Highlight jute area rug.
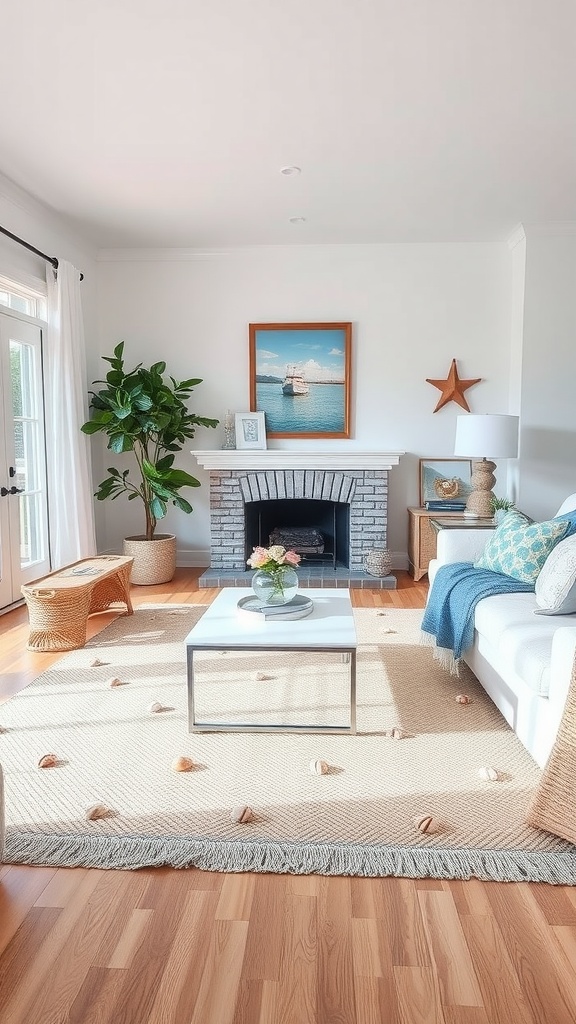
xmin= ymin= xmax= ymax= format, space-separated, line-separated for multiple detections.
xmin=2 ymin=604 xmax=575 ymax=883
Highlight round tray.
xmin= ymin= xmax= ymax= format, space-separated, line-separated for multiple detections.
xmin=237 ymin=594 xmax=314 ymax=621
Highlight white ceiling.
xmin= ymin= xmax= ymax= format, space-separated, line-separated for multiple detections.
xmin=2 ymin=0 xmax=576 ymax=248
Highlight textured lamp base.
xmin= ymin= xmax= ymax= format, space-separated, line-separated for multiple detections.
xmin=466 ymin=458 xmax=496 ymax=518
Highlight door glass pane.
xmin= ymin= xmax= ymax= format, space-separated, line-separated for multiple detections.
xmin=10 ymin=340 xmax=36 ymax=418
xmin=9 ymin=338 xmax=46 ymax=568
xmin=13 ymin=421 xmax=40 ymax=491
xmin=20 ymin=494 xmax=42 ymax=565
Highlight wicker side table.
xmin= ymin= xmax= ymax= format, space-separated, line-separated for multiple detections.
xmin=407 ymin=508 xmax=468 ymax=580
xmin=22 ymin=555 xmax=134 ymax=652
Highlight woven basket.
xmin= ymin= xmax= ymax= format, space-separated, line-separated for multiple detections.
xmin=123 ymin=534 xmax=177 ymax=585
xmin=364 ymin=548 xmax=392 ymax=577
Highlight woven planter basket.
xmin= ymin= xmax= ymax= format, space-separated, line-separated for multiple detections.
xmin=123 ymin=534 xmax=177 ymax=585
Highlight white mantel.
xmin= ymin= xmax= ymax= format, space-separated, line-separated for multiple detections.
xmin=192 ymin=450 xmax=404 ymax=470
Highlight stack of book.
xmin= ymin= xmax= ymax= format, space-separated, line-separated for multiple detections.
xmin=424 ymin=499 xmax=467 ymax=511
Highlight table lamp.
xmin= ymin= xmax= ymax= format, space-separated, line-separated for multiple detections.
xmin=454 ymin=414 xmax=519 ymax=517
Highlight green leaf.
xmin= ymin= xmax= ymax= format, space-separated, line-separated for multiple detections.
xmin=142 ymin=459 xmax=161 ymax=480
xmin=109 ymin=434 xmax=134 ymax=453
xmin=89 ymin=393 xmax=113 ymax=411
xmin=94 ymin=476 xmax=125 ymax=500
xmin=133 ymin=394 xmax=153 ymax=411
xmin=171 ymin=495 xmax=193 ymax=513
xmin=81 ymin=420 xmax=102 ymax=435
xmin=106 ymin=369 xmax=125 ymax=387
xmin=163 ymin=469 xmax=201 ymax=488
xmin=150 ymin=496 xmax=167 ymax=520
xmin=81 ymin=409 xmax=115 ymax=433
xmin=149 ymin=481 xmax=173 ymax=499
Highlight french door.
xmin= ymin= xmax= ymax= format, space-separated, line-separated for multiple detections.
xmin=0 ymin=311 xmax=50 ymax=609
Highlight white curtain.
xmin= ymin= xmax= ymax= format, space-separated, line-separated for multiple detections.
xmin=45 ymin=260 xmax=97 ymax=568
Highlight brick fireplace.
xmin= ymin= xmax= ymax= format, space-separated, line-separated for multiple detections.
xmin=192 ymin=450 xmax=403 ymax=589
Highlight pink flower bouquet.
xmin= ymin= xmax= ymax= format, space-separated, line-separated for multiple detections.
xmin=247 ymin=545 xmax=301 ymax=572
xmin=247 ymin=544 xmax=301 ymax=603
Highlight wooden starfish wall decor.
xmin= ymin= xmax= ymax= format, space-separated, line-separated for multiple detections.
xmin=426 ymin=358 xmax=482 ymax=413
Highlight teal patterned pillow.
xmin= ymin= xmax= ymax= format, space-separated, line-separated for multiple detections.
xmin=474 ymin=510 xmax=570 ymax=583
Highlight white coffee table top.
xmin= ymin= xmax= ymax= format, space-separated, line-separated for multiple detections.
xmin=186 ymin=588 xmax=357 ymax=650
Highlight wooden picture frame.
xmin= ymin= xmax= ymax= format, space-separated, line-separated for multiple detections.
xmin=235 ymin=411 xmax=267 ymax=450
xmin=249 ymin=322 xmax=352 ymax=438
xmin=419 ymin=458 xmax=473 ymax=506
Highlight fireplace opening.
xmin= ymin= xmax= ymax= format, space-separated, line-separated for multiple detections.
xmin=245 ymin=499 xmax=350 ymax=570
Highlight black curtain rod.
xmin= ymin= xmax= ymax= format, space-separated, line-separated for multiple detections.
xmin=0 ymin=224 xmax=84 ymax=281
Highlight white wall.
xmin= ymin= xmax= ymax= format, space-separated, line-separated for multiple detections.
xmin=518 ymin=227 xmax=576 ymax=519
xmin=96 ymin=242 xmax=513 ymax=563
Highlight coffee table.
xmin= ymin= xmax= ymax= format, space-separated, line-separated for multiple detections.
xmin=185 ymin=587 xmax=357 ymax=734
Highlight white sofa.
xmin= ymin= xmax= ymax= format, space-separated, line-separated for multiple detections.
xmin=428 ymin=493 xmax=576 ymax=768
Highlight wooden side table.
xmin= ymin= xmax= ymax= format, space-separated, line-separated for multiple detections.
xmin=21 ymin=555 xmax=134 ymax=652
xmin=407 ymin=508 xmax=471 ymax=580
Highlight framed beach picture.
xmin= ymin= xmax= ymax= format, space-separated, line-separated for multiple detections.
xmin=249 ymin=322 xmax=352 ymax=438
xmin=419 ymin=458 xmax=473 ymax=506
xmin=235 ymin=411 xmax=267 ymax=450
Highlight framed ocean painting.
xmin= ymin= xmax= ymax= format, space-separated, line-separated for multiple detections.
xmin=248 ymin=322 xmax=352 ymax=438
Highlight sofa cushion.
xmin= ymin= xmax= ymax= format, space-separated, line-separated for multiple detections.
xmin=474 ymin=511 xmax=569 ymax=583
xmin=535 ymin=534 xmax=576 ymax=615
xmin=553 ymin=508 xmax=576 ymax=536
xmin=473 ymin=592 xmax=576 ymax=697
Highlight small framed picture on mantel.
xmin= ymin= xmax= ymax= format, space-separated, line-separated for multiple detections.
xmin=235 ymin=411 xmax=267 ymax=450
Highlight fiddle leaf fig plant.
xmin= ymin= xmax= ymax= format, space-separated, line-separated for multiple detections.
xmin=81 ymin=342 xmax=218 ymax=540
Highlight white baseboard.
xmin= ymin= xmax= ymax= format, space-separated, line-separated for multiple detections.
xmin=176 ymin=549 xmax=211 ymax=567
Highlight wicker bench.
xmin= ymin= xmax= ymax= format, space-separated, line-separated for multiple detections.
xmin=22 ymin=555 xmax=134 ymax=652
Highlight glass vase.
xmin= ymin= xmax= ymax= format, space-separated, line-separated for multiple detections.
xmin=221 ymin=409 xmax=236 ymax=450
xmin=251 ymin=567 xmax=299 ymax=606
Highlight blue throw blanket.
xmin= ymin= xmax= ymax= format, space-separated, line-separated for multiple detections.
xmin=421 ymin=562 xmax=534 ymax=670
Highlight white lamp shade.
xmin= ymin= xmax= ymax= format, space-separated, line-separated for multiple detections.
xmin=454 ymin=414 xmax=519 ymax=459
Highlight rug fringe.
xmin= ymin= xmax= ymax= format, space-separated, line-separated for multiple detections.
xmin=5 ymin=831 xmax=576 ymax=885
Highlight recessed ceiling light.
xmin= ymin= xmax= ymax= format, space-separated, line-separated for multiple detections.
xmin=289 ymin=216 xmax=306 ymax=224
xmin=280 ymin=166 xmax=301 ymax=176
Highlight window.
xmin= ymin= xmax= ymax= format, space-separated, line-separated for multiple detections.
xmin=0 ymin=275 xmax=47 ymax=320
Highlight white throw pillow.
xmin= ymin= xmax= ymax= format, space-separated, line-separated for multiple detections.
xmin=535 ymin=534 xmax=576 ymax=615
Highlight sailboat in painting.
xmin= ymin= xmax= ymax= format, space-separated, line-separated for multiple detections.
xmin=282 ymin=365 xmax=309 ymax=395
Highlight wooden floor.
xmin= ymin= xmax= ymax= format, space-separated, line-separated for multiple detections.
xmin=1 ymin=569 xmax=575 ymax=1024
